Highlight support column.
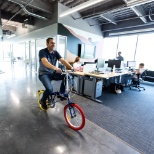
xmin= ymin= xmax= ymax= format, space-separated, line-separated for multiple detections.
xmin=0 ymin=10 xmax=3 ymax=39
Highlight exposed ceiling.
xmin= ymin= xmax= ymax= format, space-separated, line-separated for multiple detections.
xmin=1 ymin=0 xmax=154 ymax=37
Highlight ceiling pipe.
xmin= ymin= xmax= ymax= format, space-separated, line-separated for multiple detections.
xmin=8 ymin=0 xmax=52 ymax=14
xmin=19 ymin=3 xmax=48 ymax=20
xmin=2 ymin=0 xmax=33 ymax=27
xmin=149 ymin=8 xmax=154 ymax=21
xmin=8 ymin=0 xmax=48 ymax=20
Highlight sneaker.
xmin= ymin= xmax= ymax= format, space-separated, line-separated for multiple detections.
xmin=47 ymin=99 xmax=56 ymax=108
xmin=57 ymin=93 xmax=67 ymax=101
xmin=40 ymin=100 xmax=47 ymax=110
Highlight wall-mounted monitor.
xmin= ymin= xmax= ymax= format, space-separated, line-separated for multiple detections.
xmin=79 ymin=44 xmax=96 ymax=59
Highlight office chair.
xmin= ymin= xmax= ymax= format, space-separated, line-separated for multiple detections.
xmin=129 ymin=73 xmax=145 ymax=91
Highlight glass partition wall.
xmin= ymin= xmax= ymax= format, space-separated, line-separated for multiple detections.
xmin=0 ymin=35 xmax=67 ymax=73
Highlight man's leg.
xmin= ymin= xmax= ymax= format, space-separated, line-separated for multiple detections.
xmin=52 ymin=73 xmax=66 ymax=93
xmin=39 ymin=74 xmax=53 ymax=109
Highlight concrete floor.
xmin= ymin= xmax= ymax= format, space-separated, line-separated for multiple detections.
xmin=0 ymin=63 xmax=141 ymax=154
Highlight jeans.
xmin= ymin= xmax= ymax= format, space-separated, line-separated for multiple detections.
xmin=39 ymin=73 xmax=66 ymax=102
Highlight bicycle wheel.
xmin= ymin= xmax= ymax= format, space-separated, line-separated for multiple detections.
xmin=64 ymin=103 xmax=85 ymax=130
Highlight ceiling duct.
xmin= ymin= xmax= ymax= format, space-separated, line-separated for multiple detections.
xmin=18 ymin=3 xmax=48 ymax=20
xmin=8 ymin=0 xmax=48 ymax=20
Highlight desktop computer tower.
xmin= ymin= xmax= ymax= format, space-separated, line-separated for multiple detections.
xmin=84 ymin=78 xmax=102 ymax=98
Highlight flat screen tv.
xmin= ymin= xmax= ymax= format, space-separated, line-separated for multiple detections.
xmin=79 ymin=44 xmax=96 ymax=59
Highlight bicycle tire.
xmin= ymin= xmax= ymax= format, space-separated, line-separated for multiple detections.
xmin=64 ymin=103 xmax=85 ymax=130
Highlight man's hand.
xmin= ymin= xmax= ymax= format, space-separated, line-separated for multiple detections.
xmin=55 ymin=68 xmax=62 ymax=74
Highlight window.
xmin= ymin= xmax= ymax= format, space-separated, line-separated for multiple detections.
xmin=102 ymin=37 xmax=118 ymax=60
xmin=117 ymin=35 xmax=138 ymax=62
xmin=135 ymin=33 xmax=154 ymax=70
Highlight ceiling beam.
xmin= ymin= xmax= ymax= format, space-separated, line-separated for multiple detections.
xmin=127 ymin=0 xmax=154 ymax=7
xmin=8 ymin=0 xmax=53 ymax=14
xmin=123 ymin=0 xmax=147 ymax=23
xmin=131 ymin=5 xmax=147 ymax=23
xmin=100 ymin=13 xmax=117 ymax=25
xmin=81 ymin=4 xmax=126 ymax=20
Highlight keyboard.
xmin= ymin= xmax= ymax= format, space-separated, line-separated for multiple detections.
xmin=99 ymin=72 xmax=104 ymax=74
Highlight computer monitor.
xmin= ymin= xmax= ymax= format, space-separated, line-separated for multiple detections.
xmin=127 ymin=61 xmax=136 ymax=67
xmin=96 ymin=58 xmax=105 ymax=71
xmin=108 ymin=60 xmax=121 ymax=69
xmin=83 ymin=63 xmax=96 ymax=73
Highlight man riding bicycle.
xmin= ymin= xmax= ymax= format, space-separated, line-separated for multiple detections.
xmin=38 ymin=37 xmax=73 ymax=110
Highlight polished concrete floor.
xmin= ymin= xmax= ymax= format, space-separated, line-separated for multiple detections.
xmin=0 ymin=63 xmax=141 ymax=154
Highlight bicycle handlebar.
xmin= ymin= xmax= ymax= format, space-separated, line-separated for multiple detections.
xmin=53 ymin=69 xmax=74 ymax=75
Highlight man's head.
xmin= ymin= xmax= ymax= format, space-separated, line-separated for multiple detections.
xmin=118 ymin=51 xmax=121 ymax=56
xmin=139 ymin=63 xmax=144 ymax=68
xmin=74 ymin=56 xmax=80 ymax=63
xmin=46 ymin=38 xmax=55 ymax=51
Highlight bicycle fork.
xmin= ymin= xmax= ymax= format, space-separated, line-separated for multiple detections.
xmin=68 ymin=100 xmax=76 ymax=118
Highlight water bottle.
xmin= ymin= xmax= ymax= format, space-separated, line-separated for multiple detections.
xmin=113 ymin=65 xmax=115 ymax=73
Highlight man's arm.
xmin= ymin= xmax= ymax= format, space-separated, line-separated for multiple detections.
xmin=59 ymin=58 xmax=73 ymax=70
xmin=41 ymin=58 xmax=62 ymax=73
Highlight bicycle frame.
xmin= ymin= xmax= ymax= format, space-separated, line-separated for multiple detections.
xmin=50 ymin=70 xmax=76 ymax=118
xmin=38 ymin=70 xmax=85 ymax=130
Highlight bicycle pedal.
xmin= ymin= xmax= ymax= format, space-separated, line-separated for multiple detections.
xmin=57 ymin=95 xmax=67 ymax=100
xmin=47 ymin=103 xmax=55 ymax=108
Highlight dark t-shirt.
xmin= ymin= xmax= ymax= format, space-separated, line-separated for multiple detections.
xmin=38 ymin=48 xmax=62 ymax=75
xmin=116 ymin=56 xmax=124 ymax=61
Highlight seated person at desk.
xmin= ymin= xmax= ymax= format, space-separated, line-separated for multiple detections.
xmin=133 ymin=63 xmax=145 ymax=78
xmin=125 ymin=63 xmax=145 ymax=86
xmin=73 ymin=56 xmax=83 ymax=72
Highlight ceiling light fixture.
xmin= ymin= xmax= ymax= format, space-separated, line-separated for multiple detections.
xmin=109 ymin=28 xmax=154 ymax=36
xmin=59 ymin=0 xmax=106 ymax=17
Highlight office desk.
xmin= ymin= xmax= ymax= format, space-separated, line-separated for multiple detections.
xmin=71 ymin=71 xmax=132 ymax=103
xmin=71 ymin=71 xmax=104 ymax=103
xmin=84 ymin=72 xmax=132 ymax=79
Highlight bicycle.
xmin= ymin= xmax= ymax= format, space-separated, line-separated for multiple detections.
xmin=38 ymin=70 xmax=85 ymax=130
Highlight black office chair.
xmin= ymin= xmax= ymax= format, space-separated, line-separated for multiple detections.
xmin=129 ymin=72 xmax=145 ymax=91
